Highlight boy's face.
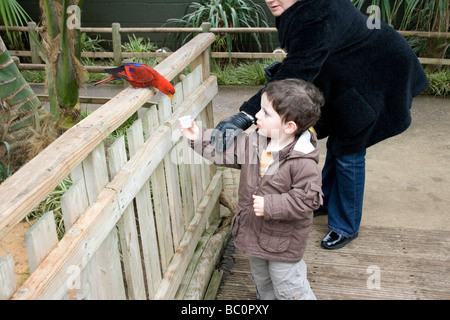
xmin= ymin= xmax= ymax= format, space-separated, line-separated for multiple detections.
xmin=265 ymin=0 xmax=298 ymax=17
xmin=255 ymin=93 xmax=285 ymax=138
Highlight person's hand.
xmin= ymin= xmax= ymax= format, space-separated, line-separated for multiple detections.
xmin=253 ymin=195 xmax=264 ymax=216
xmin=179 ymin=120 xmax=200 ymax=141
xmin=210 ymin=112 xmax=254 ymax=152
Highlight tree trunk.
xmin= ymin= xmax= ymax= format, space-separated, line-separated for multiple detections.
xmin=0 ymin=35 xmax=43 ymax=169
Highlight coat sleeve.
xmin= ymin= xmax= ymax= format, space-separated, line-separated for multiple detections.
xmin=263 ymin=160 xmax=323 ymax=222
xmin=240 ymin=15 xmax=333 ymax=117
xmin=189 ymin=127 xmax=245 ymax=170
xmin=275 ymin=16 xmax=333 ymax=83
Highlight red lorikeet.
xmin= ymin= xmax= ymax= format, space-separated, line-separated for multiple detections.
xmin=94 ymin=63 xmax=175 ymax=99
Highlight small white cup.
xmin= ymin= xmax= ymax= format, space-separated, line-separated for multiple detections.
xmin=179 ymin=115 xmax=192 ymax=128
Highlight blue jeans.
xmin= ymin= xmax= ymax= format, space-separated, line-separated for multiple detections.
xmin=321 ymin=146 xmax=366 ymax=238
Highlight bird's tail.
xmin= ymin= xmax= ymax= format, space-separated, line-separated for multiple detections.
xmin=93 ymin=76 xmax=117 ymax=86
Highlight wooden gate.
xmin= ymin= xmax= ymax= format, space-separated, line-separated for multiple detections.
xmin=0 ymin=33 xmax=224 ymax=300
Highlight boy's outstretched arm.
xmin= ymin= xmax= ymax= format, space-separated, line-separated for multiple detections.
xmin=180 ymin=120 xmax=243 ymax=170
xmin=179 ymin=119 xmax=200 ymax=140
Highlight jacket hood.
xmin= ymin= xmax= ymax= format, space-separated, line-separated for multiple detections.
xmin=252 ymin=130 xmax=320 ymax=164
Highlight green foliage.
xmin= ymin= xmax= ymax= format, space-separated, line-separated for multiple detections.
xmin=423 ymin=67 xmax=450 ymax=97
xmin=80 ymin=33 xmax=107 ymax=55
xmin=166 ymin=0 xmax=273 ymax=55
xmin=22 ymin=70 xmax=46 ymax=83
xmin=121 ymin=34 xmax=159 ymax=66
xmin=211 ymin=58 xmax=278 ymax=85
xmin=0 ymin=0 xmax=31 ymax=49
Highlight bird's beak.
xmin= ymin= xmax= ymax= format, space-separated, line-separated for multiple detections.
xmin=168 ymin=94 xmax=174 ymax=99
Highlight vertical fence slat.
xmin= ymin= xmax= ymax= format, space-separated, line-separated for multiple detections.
xmin=108 ymin=136 xmax=147 ymax=300
xmin=171 ymin=82 xmax=195 ymax=228
xmin=60 ymin=173 xmax=91 ymax=300
xmin=159 ymin=96 xmax=184 ymax=247
xmin=183 ymin=70 xmax=204 ymax=207
xmin=154 ymin=170 xmax=223 ymax=299
xmin=79 ymin=143 xmax=109 ymax=203
xmin=141 ymin=107 xmax=174 ymax=273
xmin=0 ymin=254 xmax=16 ymax=300
xmin=73 ymin=143 xmax=126 ymax=300
xmin=127 ymin=115 xmax=162 ymax=297
xmin=61 ymin=176 xmax=89 ymax=231
xmin=24 ymin=211 xmax=58 ymax=274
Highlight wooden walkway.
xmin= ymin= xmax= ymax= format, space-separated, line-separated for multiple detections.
xmin=216 ymin=219 xmax=450 ymax=300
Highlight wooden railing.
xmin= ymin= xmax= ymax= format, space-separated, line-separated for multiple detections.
xmin=0 ymin=32 xmax=226 ymax=300
xmin=2 ymin=23 xmax=449 ymax=67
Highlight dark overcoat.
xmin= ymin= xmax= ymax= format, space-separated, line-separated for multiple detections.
xmin=240 ymin=0 xmax=429 ymax=156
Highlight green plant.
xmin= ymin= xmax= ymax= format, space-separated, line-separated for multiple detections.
xmin=1 ymin=35 xmax=44 ymax=168
xmin=211 ymin=58 xmax=278 ymax=85
xmin=423 ymin=67 xmax=450 ymax=97
xmin=122 ymin=34 xmax=159 ymax=66
xmin=80 ymin=33 xmax=107 ymax=56
xmin=22 ymin=70 xmax=46 ymax=83
xmin=166 ymin=0 xmax=272 ymax=56
xmin=0 ymin=0 xmax=32 ymax=49
xmin=29 ymin=0 xmax=86 ymax=127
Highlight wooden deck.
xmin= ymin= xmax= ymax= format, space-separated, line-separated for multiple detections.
xmin=216 ymin=219 xmax=450 ymax=300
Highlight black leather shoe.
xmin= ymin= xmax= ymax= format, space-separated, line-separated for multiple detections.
xmin=321 ymin=231 xmax=358 ymax=249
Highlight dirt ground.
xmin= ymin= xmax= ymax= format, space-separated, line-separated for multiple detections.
xmin=0 ymin=220 xmax=33 ymax=286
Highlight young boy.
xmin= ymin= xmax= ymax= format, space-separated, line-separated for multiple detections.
xmin=180 ymin=78 xmax=324 ymax=300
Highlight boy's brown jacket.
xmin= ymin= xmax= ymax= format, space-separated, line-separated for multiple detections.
xmin=191 ymin=128 xmax=322 ymax=262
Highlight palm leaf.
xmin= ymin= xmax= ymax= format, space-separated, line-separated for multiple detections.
xmin=0 ymin=0 xmax=32 ymax=48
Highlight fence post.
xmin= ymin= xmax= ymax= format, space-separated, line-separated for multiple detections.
xmin=201 ymin=22 xmax=211 ymax=33
xmin=112 ymin=23 xmax=122 ymax=66
xmin=27 ymin=22 xmax=42 ymax=64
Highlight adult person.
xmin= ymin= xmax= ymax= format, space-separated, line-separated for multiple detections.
xmin=210 ymin=0 xmax=429 ymax=249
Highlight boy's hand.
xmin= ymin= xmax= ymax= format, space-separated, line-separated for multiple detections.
xmin=179 ymin=120 xmax=200 ymax=140
xmin=252 ymin=195 xmax=264 ymax=216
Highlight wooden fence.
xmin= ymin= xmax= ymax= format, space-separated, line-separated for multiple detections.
xmin=2 ymin=23 xmax=449 ymax=67
xmin=0 ymin=32 xmax=227 ymax=300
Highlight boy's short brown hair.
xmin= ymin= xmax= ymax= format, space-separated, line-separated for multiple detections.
xmin=262 ymin=78 xmax=324 ymax=135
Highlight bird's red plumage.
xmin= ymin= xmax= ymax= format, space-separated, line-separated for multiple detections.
xmin=94 ymin=63 xmax=175 ymax=98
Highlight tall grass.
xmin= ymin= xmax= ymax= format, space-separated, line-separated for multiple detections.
xmin=423 ymin=67 xmax=450 ymax=97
